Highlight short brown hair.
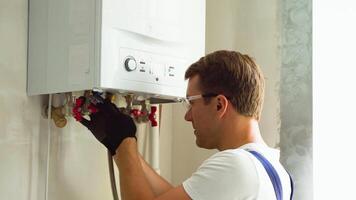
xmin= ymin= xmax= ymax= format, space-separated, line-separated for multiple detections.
xmin=185 ymin=50 xmax=265 ymax=120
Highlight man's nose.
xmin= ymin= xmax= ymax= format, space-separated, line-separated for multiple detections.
xmin=184 ymin=108 xmax=192 ymax=121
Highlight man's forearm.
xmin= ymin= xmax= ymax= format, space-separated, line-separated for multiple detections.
xmin=114 ymin=138 xmax=155 ymax=200
xmin=114 ymin=138 xmax=192 ymax=200
xmin=139 ymin=155 xmax=173 ymax=195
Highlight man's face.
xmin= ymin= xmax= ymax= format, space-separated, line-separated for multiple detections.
xmin=184 ymin=75 xmax=220 ymax=149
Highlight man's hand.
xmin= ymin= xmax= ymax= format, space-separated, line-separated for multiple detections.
xmin=79 ymin=98 xmax=137 ymax=155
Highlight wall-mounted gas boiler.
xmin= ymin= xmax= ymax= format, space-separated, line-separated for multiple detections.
xmin=27 ymin=0 xmax=205 ymax=102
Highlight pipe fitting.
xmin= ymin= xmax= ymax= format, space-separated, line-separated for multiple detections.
xmin=43 ymin=105 xmax=67 ymax=128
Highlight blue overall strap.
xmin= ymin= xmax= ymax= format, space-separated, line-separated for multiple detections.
xmin=287 ymin=171 xmax=294 ymax=200
xmin=247 ymin=150 xmax=283 ymax=200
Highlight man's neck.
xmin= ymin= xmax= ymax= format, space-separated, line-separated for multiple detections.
xmin=217 ymin=116 xmax=267 ymax=151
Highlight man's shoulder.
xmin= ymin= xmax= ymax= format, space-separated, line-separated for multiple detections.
xmin=200 ymin=148 xmax=257 ymax=171
xmin=183 ymin=148 xmax=261 ymax=199
xmin=200 ymin=143 xmax=281 ymax=172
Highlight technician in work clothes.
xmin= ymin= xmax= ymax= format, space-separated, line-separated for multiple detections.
xmin=79 ymin=50 xmax=294 ymax=200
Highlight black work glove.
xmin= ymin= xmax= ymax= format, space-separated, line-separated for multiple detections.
xmin=80 ymin=99 xmax=137 ymax=155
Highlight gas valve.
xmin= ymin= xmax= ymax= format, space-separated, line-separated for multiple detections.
xmin=148 ymin=106 xmax=158 ymax=127
xmin=43 ymin=105 xmax=67 ymax=128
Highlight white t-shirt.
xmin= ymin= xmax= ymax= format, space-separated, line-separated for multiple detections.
xmin=182 ymin=143 xmax=292 ymax=200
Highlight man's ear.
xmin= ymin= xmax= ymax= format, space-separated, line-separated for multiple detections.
xmin=216 ymin=95 xmax=228 ymax=118
xmin=217 ymin=104 xmax=222 ymax=111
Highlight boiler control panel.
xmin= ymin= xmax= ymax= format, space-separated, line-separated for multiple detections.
xmin=118 ymin=48 xmax=186 ymax=87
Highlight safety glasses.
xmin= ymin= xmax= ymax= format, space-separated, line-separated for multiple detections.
xmin=181 ymin=93 xmax=219 ymax=110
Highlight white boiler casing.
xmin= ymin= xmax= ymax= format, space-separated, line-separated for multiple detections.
xmin=28 ymin=0 xmax=205 ymax=101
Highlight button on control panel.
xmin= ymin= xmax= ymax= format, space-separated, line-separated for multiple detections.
xmin=138 ymin=61 xmax=146 ymax=72
xmin=119 ymin=48 xmax=186 ymax=87
xmin=168 ymin=66 xmax=175 ymax=77
xmin=124 ymin=56 xmax=137 ymax=71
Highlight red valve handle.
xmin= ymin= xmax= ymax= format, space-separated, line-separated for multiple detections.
xmin=131 ymin=109 xmax=141 ymax=117
xmin=72 ymin=96 xmax=98 ymax=121
xmin=148 ymin=106 xmax=158 ymax=127
xmin=72 ymin=97 xmax=85 ymax=121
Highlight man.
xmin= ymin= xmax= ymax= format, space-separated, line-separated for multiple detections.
xmin=80 ymin=50 xmax=293 ymax=199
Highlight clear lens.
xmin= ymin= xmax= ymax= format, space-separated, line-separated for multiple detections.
xmin=180 ymin=94 xmax=221 ymax=111
xmin=180 ymin=94 xmax=204 ymax=111
xmin=181 ymin=98 xmax=191 ymax=110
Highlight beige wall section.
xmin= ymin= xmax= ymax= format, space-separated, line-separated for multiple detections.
xmin=206 ymin=0 xmax=281 ymax=147
xmin=158 ymin=104 xmax=173 ymax=182
xmin=0 ymin=1 xmax=43 ymax=199
xmin=170 ymin=0 xmax=281 ymax=185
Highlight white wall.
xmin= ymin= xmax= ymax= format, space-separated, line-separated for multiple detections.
xmin=314 ymin=0 xmax=356 ymax=199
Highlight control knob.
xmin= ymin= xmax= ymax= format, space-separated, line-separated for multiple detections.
xmin=124 ymin=56 xmax=137 ymax=71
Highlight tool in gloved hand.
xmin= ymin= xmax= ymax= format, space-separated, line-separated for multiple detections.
xmin=73 ymin=94 xmax=137 ymax=155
